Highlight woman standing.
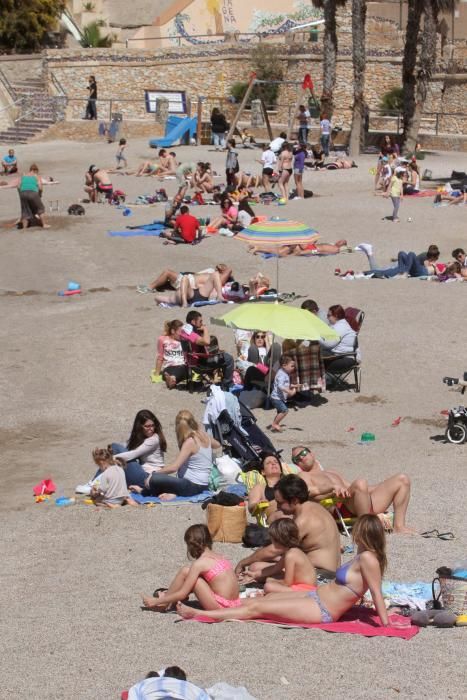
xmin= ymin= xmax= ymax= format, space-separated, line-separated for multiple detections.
xmin=131 ymin=410 xmax=219 ymax=498
xmin=296 ymin=105 xmax=310 ymax=145
xmin=1 ymin=164 xmax=49 ymax=229
xmin=85 ymin=75 xmax=97 ymax=120
xmin=277 ymin=143 xmax=293 ymax=202
xmin=210 ymin=108 xmax=228 ymax=150
xmin=111 ymin=410 xmax=167 ymax=489
xmin=293 ymin=144 xmax=307 ymax=199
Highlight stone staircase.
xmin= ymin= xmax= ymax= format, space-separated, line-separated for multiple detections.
xmin=0 ymin=78 xmax=61 ymax=144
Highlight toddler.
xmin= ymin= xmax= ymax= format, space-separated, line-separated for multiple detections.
xmin=91 ymin=447 xmax=135 ymax=508
xmin=269 ymin=354 xmax=298 ymax=432
xmin=116 ymin=138 xmax=127 ymax=169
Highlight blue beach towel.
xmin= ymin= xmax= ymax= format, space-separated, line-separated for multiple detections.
xmin=108 ymin=229 xmax=162 ymax=237
xmin=130 ymin=491 xmax=212 ymax=505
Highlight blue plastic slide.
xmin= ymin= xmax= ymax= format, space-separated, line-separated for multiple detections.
xmin=149 ymin=115 xmax=198 ymax=148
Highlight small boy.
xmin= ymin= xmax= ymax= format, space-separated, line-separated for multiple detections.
xmin=269 ymin=354 xmax=298 ymax=432
xmin=116 ymin=138 xmax=127 ymax=169
xmin=225 ymin=138 xmax=239 ymax=187
xmin=2 ymin=149 xmax=17 ymax=174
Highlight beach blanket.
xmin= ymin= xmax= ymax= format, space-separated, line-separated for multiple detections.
xmin=130 ymin=491 xmax=212 ymax=505
xmin=288 ymin=341 xmax=325 ymax=391
xmin=186 ymin=606 xmax=418 ymax=639
xmin=108 ymin=230 xmax=162 ymax=237
xmin=408 ymin=190 xmax=437 ymax=197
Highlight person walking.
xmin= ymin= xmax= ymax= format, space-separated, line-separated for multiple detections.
xmin=320 ymin=113 xmax=331 ymax=157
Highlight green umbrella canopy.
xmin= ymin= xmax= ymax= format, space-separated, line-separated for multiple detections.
xmin=211 ymin=302 xmax=339 ymax=341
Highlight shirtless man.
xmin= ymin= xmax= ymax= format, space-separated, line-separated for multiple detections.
xmin=291 ymin=445 xmax=414 ymax=534
xmin=135 ymin=149 xmax=176 ymax=177
xmin=84 ymin=165 xmax=113 ymax=202
xmin=236 ymin=474 xmax=341 ymax=582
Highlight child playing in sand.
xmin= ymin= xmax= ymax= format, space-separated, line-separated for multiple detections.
xmin=90 ymin=447 xmax=136 ymax=508
xmin=116 ymin=138 xmax=127 ymax=169
xmin=142 ymin=524 xmax=240 ymax=611
xmin=269 ymin=354 xmax=298 ymax=432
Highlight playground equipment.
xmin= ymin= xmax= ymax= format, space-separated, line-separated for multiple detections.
xmin=225 ymin=73 xmax=320 ymax=144
xmin=149 ymin=115 xmax=198 ymax=148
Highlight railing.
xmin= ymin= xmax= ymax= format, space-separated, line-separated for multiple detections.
xmin=123 ymin=31 xmax=285 ymax=48
xmin=368 ymin=109 xmax=467 ymax=136
xmin=50 ymin=71 xmax=67 ymax=98
xmin=0 ymin=68 xmax=16 ymax=100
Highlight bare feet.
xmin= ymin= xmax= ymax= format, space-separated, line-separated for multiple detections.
xmin=393 ymin=525 xmax=417 ymax=535
xmin=176 ymin=602 xmax=198 ymax=619
xmin=142 ymin=593 xmax=170 ymax=611
xmin=129 ymin=485 xmax=143 ymax=494
xmin=158 ymin=493 xmax=176 ymax=501
xmin=269 ymin=424 xmax=283 ymax=433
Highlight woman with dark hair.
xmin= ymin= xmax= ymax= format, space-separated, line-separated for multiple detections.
xmin=209 ymin=196 xmax=238 ymax=231
xmin=153 ymin=319 xmax=187 ymax=388
xmin=1 ymin=163 xmax=49 ymax=229
xmin=320 ymin=305 xmax=356 ymax=362
xmin=247 ymin=453 xmax=283 ymax=522
xmin=210 ymin=107 xmax=228 ymax=150
xmin=355 ymin=242 xmax=443 ymax=278
xmin=85 ymin=75 xmax=97 ymax=120
xmin=111 ymin=410 xmax=167 ymax=488
xmin=374 ymin=134 xmax=399 ymax=190
xmin=178 ymin=515 xmax=402 ymax=628
xmin=242 ymin=333 xmax=282 ymax=391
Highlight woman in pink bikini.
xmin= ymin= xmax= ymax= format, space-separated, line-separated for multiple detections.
xmin=177 ymin=515 xmax=403 ymax=627
xmin=142 ymin=524 xmax=241 ymax=611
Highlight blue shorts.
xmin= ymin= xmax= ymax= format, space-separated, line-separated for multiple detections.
xmin=271 ymin=398 xmax=288 ymax=414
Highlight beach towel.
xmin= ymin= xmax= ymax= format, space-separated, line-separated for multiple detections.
xmin=409 ymin=190 xmax=437 ymax=197
xmin=127 ymin=221 xmax=166 ymax=230
xmin=108 ymin=230 xmax=162 ymax=237
xmin=185 ymin=606 xmax=419 ymax=639
xmin=130 ymin=491 xmax=212 ymax=505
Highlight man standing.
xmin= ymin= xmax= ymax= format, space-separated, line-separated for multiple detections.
xmin=291 ymin=445 xmax=414 ymax=534
xmin=235 ymin=475 xmax=341 ymax=580
xmin=85 ymin=75 xmax=97 ymax=120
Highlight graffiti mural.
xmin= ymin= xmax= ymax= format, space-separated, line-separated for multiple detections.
xmin=164 ymin=0 xmax=322 ymax=45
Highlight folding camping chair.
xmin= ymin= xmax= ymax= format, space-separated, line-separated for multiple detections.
xmin=182 ymin=337 xmax=227 ymax=393
xmin=320 ymin=498 xmax=357 ymax=537
xmin=323 ymin=335 xmax=362 ymax=393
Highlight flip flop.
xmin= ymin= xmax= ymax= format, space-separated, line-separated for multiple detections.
xmin=437 ymin=531 xmax=455 ymax=540
xmin=420 ymin=529 xmax=439 ymax=538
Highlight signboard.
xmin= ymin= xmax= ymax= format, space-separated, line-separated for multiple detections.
xmin=145 ymin=90 xmax=187 ymax=114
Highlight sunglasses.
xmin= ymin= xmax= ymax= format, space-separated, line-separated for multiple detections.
xmin=255 ymin=334 xmax=266 ymax=339
xmin=291 ymin=448 xmax=310 ymax=465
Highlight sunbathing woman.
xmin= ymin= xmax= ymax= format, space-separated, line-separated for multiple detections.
xmin=247 ymin=236 xmax=348 ymax=257
xmin=142 ymin=524 xmax=240 ymax=611
xmin=178 ymin=514 xmax=399 ymax=627
xmin=355 ymin=242 xmax=444 ymax=277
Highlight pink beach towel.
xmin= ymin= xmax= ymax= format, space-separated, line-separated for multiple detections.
xmin=186 ymin=606 xmax=419 ymax=640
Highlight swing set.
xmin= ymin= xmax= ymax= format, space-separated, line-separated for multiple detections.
xmin=225 ymin=73 xmax=320 ymax=143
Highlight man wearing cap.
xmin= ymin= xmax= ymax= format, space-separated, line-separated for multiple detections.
xmin=290 ymin=445 xmax=414 ymax=534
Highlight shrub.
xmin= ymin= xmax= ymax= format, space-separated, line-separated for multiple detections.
xmin=379 ymin=87 xmax=403 ymax=115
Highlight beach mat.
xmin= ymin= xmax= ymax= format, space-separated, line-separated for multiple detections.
xmin=409 ymin=191 xmax=437 ymax=198
xmin=130 ymin=491 xmax=212 ymax=505
xmin=108 ymin=230 xmax=162 ymax=237
xmin=186 ymin=606 xmax=419 ymax=639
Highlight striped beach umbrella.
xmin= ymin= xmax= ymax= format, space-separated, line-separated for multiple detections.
xmin=236 ymin=218 xmax=318 ymax=247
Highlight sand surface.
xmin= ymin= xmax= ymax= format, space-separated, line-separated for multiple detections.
xmin=1 ymin=138 xmax=467 ymax=699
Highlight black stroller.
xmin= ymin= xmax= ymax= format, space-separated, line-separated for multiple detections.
xmin=205 ymin=389 xmax=278 ymax=469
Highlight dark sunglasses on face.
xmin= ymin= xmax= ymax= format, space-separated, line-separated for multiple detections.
xmin=291 ymin=447 xmax=310 ymax=465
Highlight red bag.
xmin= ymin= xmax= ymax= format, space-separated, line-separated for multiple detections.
xmin=33 ymin=478 xmax=56 ymax=496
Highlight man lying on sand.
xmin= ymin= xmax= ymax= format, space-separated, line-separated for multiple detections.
xmin=291 ymin=445 xmax=415 ymax=534
xmin=248 ymin=238 xmax=349 ymax=257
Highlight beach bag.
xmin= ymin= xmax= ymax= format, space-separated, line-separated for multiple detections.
xmin=433 ymin=568 xmax=467 ymax=615
xmin=68 ymin=204 xmax=85 ymax=216
xmin=206 ymin=503 xmax=247 ymax=543
xmin=216 ymin=455 xmax=241 ymax=484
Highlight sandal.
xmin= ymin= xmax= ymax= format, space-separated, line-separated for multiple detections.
xmin=437 ymin=531 xmax=455 ymax=540
xmin=420 ymin=529 xmax=440 ymax=538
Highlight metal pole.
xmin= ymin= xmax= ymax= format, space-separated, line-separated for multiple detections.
xmin=399 ymin=0 xmax=403 ymax=30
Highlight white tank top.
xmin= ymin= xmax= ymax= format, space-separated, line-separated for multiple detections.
xmin=178 ymin=442 xmax=213 ymax=485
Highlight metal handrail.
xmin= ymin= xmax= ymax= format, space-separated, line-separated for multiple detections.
xmin=0 ymin=97 xmax=24 ymax=116
xmin=0 ymin=68 xmax=16 ymax=99
xmin=50 ymin=71 xmax=67 ymax=97
xmin=14 ymin=107 xmax=35 ymax=125
xmin=124 ymin=31 xmax=282 ymax=47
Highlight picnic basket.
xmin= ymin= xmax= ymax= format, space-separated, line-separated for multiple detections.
xmin=206 ymin=503 xmax=247 ymax=543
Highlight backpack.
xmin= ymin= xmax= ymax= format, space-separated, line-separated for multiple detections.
xmin=68 ymin=204 xmax=85 ymax=216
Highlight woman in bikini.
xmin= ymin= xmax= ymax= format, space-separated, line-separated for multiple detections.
xmin=192 ymin=162 xmax=215 ymax=193
xmin=178 ymin=514 xmax=401 ymax=627
xmin=247 ymin=236 xmax=348 ymax=257
xmin=142 ymin=523 xmax=240 ymax=611
xmin=277 ymin=142 xmax=293 ymax=201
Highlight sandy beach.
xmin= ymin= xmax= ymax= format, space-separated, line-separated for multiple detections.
xmin=1 ymin=137 xmax=467 ymax=699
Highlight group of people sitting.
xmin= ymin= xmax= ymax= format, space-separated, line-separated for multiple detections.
xmin=138 ymin=452 xmax=413 ymax=627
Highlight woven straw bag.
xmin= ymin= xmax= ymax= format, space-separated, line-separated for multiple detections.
xmin=206 ymin=503 xmax=247 ymax=543
xmin=433 ymin=575 xmax=467 ymax=615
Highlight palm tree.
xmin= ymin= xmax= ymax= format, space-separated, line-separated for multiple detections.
xmin=402 ymin=0 xmax=455 ymax=151
xmin=348 ymin=0 xmax=367 ymax=156
xmin=312 ymin=0 xmax=347 ymax=118
xmin=80 ymin=20 xmax=113 ymax=48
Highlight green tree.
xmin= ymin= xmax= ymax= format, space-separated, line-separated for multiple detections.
xmin=80 ymin=20 xmax=113 ymax=48
xmin=230 ymin=44 xmax=284 ymax=108
xmin=0 ymin=0 xmax=64 ymax=53
xmin=311 ymin=0 xmax=347 ymax=117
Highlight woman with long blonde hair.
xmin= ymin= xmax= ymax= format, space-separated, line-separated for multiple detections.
xmin=178 ymin=514 xmax=403 ymax=627
xmin=129 ymin=410 xmax=219 ymax=499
